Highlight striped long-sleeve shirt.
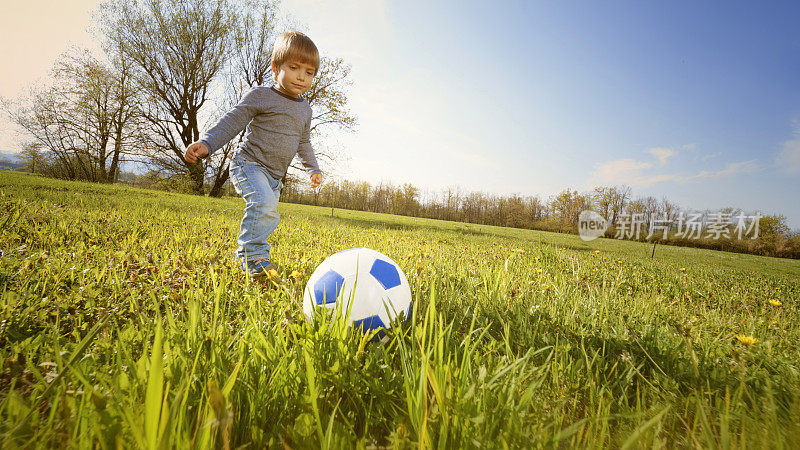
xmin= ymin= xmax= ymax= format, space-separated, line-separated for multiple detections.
xmin=199 ymin=85 xmax=321 ymax=180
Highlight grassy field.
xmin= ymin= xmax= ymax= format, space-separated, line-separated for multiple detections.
xmin=1 ymin=170 xmax=799 ymax=448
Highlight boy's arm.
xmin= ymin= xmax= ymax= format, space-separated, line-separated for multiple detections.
xmin=296 ymin=114 xmax=322 ymax=176
xmin=197 ymin=87 xmax=261 ymax=155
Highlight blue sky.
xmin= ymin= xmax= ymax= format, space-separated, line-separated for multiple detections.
xmin=279 ymin=0 xmax=800 ymax=228
xmin=1 ymin=0 xmax=799 ymax=227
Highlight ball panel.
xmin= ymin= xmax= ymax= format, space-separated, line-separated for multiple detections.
xmin=313 ymin=270 xmax=345 ymax=305
xmin=353 ymin=314 xmax=386 ymax=332
xmin=369 ymin=258 xmax=401 ymax=290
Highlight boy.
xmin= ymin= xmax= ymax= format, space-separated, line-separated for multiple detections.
xmin=184 ymin=31 xmax=323 ymax=277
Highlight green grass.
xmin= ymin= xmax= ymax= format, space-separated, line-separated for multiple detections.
xmin=1 ymin=170 xmax=799 ymax=448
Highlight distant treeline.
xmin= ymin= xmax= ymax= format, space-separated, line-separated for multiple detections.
xmin=279 ymin=177 xmax=800 ymax=260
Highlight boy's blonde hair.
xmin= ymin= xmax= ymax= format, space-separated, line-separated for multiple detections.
xmin=271 ymin=31 xmax=319 ymax=74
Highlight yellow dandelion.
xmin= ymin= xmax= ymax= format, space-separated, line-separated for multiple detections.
xmin=267 ymin=268 xmax=280 ymax=280
xmin=679 ymin=267 xmax=686 ymax=272
xmin=537 ymin=268 xmax=543 ymax=273
xmin=594 ymin=250 xmax=600 ymax=254
xmin=736 ymin=335 xmax=758 ymax=346
xmin=290 ymin=270 xmax=302 ymax=280
xmin=769 ymin=300 xmax=782 ymax=307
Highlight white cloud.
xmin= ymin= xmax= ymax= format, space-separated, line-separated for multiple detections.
xmin=775 ymin=137 xmax=800 ymax=174
xmin=687 ymin=160 xmax=758 ymax=180
xmin=678 ymin=143 xmax=721 ymax=162
xmin=587 ymin=157 xmax=758 ymax=189
xmin=587 ymin=158 xmax=662 ymax=188
xmin=646 ymin=147 xmax=676 ymax=166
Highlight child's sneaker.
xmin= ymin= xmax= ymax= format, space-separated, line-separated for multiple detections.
xmin=245 ymin=258 xmax=278 ymax=279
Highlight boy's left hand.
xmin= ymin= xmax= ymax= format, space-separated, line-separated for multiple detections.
xmin=310 ymin=173 xmax=323 ymax=189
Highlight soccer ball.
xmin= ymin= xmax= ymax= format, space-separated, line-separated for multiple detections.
xmin=302 ymin=247 xmax=412 ymax=332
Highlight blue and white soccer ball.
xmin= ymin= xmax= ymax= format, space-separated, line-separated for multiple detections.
xmin=302 ymin=248 xmax=412 ymax=333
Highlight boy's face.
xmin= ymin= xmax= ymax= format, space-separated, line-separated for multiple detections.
xmin=272 ymin=60 xmax=316 ymax=97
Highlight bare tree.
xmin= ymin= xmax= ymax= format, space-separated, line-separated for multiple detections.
xmin=551 ymin=188 xmax=590 ymax=225
xmin=99 ymin=0 xmax=235 ymax=193
xmin=303 ymin=57 xmax=358 ymax=138
xmin=5 ymin=84 xmax=80 ymax=179
xmin=626 ymin=197 xmax=646 ymax=218
xmin=55 ymin=51 xmax=113 ymax=181
xmin=643 ymin=196 xmax=659 ymax=230
xmin=461 ymin=191 xmax=486 ymax=224
xmin=442 ymin=186 xmax=462 ymax=222
xmin=4 ymin=48 xmax=140 ymax=182
xmin=102 ymin=29 xmax=144 ymax=183
xmin=526 ymin=195 xmax=546 ymax=222
xmin=231 ymin=0 xmax=280 ymax=88
xmin=661 ymin=197 xmax=679 ymax=229
xmin=505 ymin=195 xmax=527 ymax=228
xmin=609 ymin=185 xmax=632 ymax=225
xmin=287 ymin=57 xmax=358 ymax=181
xmin=592 ymin=186 xmax=614 ymax=220
xmin=396 ymin=183 xmax=421 ymax=216
xmin=18 ymin=143 xmax=46 ymax=174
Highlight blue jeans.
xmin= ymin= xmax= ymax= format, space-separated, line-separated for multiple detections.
xmin=229 ymin=156 xmax=283 ymax=266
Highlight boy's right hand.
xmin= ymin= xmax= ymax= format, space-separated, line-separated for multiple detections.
xmin=184 ymin=142 xmax=209 ymax=163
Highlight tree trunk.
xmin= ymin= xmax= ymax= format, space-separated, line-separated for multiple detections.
xmin=188 ymin=162 xmax=205 ymax=194
xmin=98 ymin=136 xmax=109 ymax=182
xmin=208 ymin=166 xmax=229 ymax=197
xmin=109 ymin=139 xmax=121 ymax=183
